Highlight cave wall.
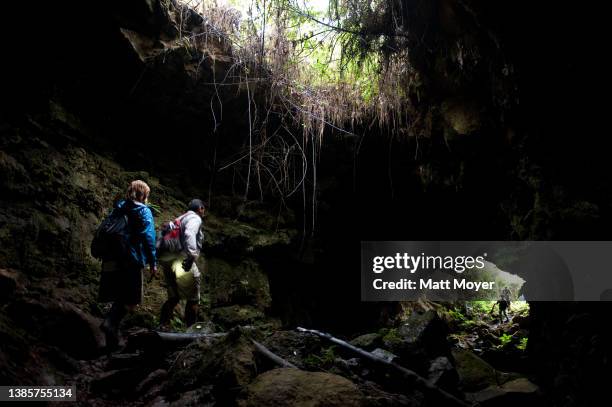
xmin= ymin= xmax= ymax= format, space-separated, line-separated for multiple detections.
xmin=2 ymin=1 xmax=612 ymax=402
xmin=308 ymin=0 xmax=612 ymax=403
xmin=2 ymin=0 xmax=255 ymax=197
xmin=0 ymin=0 xmax=300 ymax=386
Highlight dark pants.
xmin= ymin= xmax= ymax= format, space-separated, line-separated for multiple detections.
xmin=98 ymin=260 xmax=143 ymax=349
xmin=98 ymin=260 xmax=143 ymax=305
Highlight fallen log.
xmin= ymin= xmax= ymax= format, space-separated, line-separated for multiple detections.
xmin=297 ymin=327 xmax=471 ymax=407
xmin=252 ymin=340 xmax=298 ymax=369
xmin=127 ymin=330 xmax=228 ymax=351
xmin=154 ymin=331 xmax=227 ymax=344
xmin=155 ymin=332 xmax=297 ymax=369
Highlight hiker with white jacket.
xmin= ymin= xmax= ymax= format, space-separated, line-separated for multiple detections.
xmin=158 ymin=199 xmax=206 ymax=328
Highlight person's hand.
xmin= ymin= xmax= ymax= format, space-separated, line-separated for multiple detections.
xmin=148 ymin=265 xmax=158 ymax=282
xmin=182 ymin=257 xmax=194 ymax=272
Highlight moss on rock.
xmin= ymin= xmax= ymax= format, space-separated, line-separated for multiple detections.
xmin=239 ymin=368 xmax=363 ymax=407
xmin=207 ymin=257 xmax=271 ymax=309
xmin=166 ymin=328 xmax=257 ymax=403
xmin=211 ymin=305 xmax=266 ymax=330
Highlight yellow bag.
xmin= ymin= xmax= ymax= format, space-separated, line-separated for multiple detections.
xmin=171 ymin=258 xmax=197 ymax=300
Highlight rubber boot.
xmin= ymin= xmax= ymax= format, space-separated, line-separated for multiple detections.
xmin=101 ymin=303 xmax=126 ymax=351
xmin=159 ymin=298 xmax=179 ymax=330
xmin=185 ymin=300 xmax=198 ymax=327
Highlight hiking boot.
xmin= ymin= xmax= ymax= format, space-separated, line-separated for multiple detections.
xmin=100 ymin=320 xmax=120 ymax=351
xmin=156 ymin=323 xmax=172 ymax=332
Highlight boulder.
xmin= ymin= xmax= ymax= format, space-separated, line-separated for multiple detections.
xmin=239 ymin=368 xmax=363 ymax=407
xmin=512 ymin=314 xmax=530 ymax=328
xmin=205 ymin=216 xmax=294 ymax=258
xmin=350 ymin=333 xmax=382 ymax=350
xmin=466 ymin=378 xmax=540 ymax=406
xmin=0 ymin=268 xmax=22 ymax=301
xmin=0 ymin=150 xmax=30 ymax=195
xmin=7 ymin=298 xmax=105 ymax=359
xmin=91 ymin=368 xmax=149 ymax=397
xmin=166 ymin=328 xmax=256 ymax=404
xmin=371 ymin=348 xmax=399 ymax=364
xmin=427 ymin=356 xmax=459 ymax=390
xmin=107 ymin=352 xmax=147 ymax=370
xmin=387 ymin=310 xmax=450 ymax=371
xmin=359 ymin=380 xmax=421 ymax=407
xmin=260 ymin=330 xmax=323 ymax=369
xmin=211 ymin=305 xmax=266 ymax=329
xmin=167 ymin=387 xmax=215 ymax=407
xmin=135 ymin=369 xmax=168 ymax=396
xmin=207 ymin=258 xmax=271 ymax=309
xmin=441 ymin=97 xmax=482 ymax=136
xmin=452 ymin=349 xmax=520 ymax=392
xmin=397 ymin=310 xmax=449 ymax=352
xmin=452 ymin=349 xmax=497 ymax=391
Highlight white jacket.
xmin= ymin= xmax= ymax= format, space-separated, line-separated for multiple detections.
xmin=179 ymin=211 xmax=204 ymax=258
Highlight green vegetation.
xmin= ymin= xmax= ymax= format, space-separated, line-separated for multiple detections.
xmin=498 ymin=333 xmax=513 ymax=347
xmin=180 ymin=0 xmax=416 ymax=137
xmin=147 ymin=201 xmax=162 ymax=215
xmin=442 ymin=301 xmax=530 ymax=354
xmin=447 ymin=308 xmax=467 ymax=322
xmin=516 ymin=337 xmax=528 ymax=351
xmin=470 ymin=301 xmax=496 ymax=314
xmin=171 ymin=315 xmax=186 ymax=331
xmin=304 ymin=345 xmax=337 ymax=370
xmin=379 ymin=327 xmax=402 ymax=345
xmin=122 ymin=312 xmax=159 ymax=330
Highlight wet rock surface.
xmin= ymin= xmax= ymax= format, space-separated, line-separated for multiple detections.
xmin=428 ymin=356 xmax=459 ymax=390
xmin=382 ymin=310 xmax=451 ymax=373
xmin=239 ymin=368 xmax=363 ymax=407
xmin=7 ymin=296 xmax=106 ymax=359
xmin=165 ymin=328 xmax=257 ymax=403
xmin=466 ymin=377 xmax=541 ymax=407
xmin=350 ymin=332 xmax=383 ymax=350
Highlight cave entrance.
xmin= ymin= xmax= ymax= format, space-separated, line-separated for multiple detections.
xmin=442 ymin=300 xmax=531 ymax=373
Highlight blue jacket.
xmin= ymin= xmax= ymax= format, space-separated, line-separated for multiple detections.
xmin=115 ymin=199 xmax=157 ymax=268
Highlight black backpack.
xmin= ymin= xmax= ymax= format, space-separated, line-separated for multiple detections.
xmin=91 ymin=207 xmax=130 ymax=261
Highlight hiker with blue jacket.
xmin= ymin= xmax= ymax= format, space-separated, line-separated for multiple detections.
xmin=97 ymin=180 xmax=157 ymax=349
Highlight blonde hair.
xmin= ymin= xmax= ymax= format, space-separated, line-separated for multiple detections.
xmin=126 ymin=180 xmax=150 ymax=203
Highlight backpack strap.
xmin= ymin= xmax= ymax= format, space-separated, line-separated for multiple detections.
xmin=176 ymin=211 xmax=195 ymax=225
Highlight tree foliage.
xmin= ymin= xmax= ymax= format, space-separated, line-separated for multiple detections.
xmin=173 ymin=0 xmax=422 ymax=227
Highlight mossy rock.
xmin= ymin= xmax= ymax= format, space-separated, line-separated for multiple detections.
xmin=466 ymin=377 xmax=540 ymax=406
xmin=211 ymin=305 xmax=266 ymax=329
xmin=166 ymin=328 xmax=256 ymax=403
xmin=121 ymin=311 xmax=158 ymax=330
xmin=379 ymin=328 xmax=402 ymax=347
xmin=350 ymin=333 xmax=382 ymax=350
xmin=452 ymin=349 xmax=520 ymax=392
xmin=0 ymin=310 xmax=77 ymax=386
xmin=441 ymin=97 xmax=482 ymax=136
xmin=239 ymin=368 xmax=363 ymax=407
xmin=260 ymin=330 xmax=324 ymax=369
xmin=204 ymin=214 xmax=295 ymax=256
xmin=0 ymin=269 xmax=23 ymax=301
xmin=0 ymin=150 xmax=30 ymax=195
xmin=207 ymin=257 xmax=271 ymax=309
xmin=386 ymin=310 xmax=450 ymax=371
xmin=303 ymin=346 xmax=338 ymax=371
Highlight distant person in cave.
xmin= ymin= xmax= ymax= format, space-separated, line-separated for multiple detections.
xmin=502 ymin=286 xmax=512 ymax=304
xmin=157 ymin=199 xmax=206 ymax=329
xmin=490 ymin=288 xmax=511 ymax=324
xmin=98 ymin=180 xmax=158 ymax=350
